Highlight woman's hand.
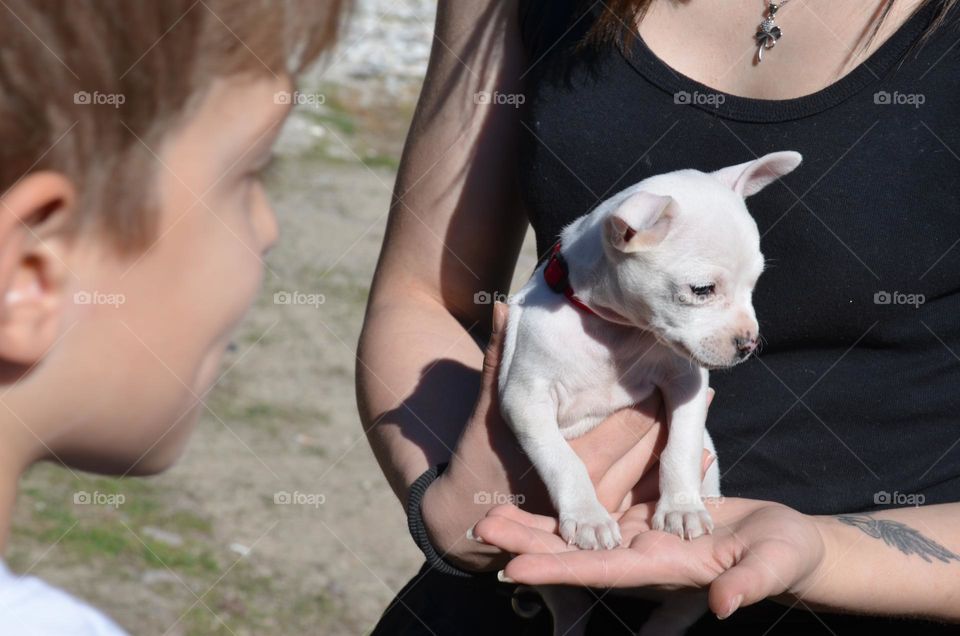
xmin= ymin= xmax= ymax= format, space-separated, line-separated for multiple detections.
xmin=471 ymin=497 xmax=828 ymax=619
xmin=421 ymin=301 xmax=714 ymax=572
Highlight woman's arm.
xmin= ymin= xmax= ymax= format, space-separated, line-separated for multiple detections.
xmin=800 ymin=503 xmax=960 ymax=621
xmin=473 ymin=497 xmax=960 ymax=621
xmin=356 ymin=0 xmax=528 ymax=503
xmin=357 ymin=0 xmax=678 ymax=572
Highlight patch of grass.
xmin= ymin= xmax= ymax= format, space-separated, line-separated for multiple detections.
xmin=141 ymin=540 xmax=219 ymax=576
xmin=297 ymin=88 xmax=359 ymax=136
xmin=12 ymin=464 xmax=220 ymax=578
xmin=360 ymin=153 xmax=401 ymax=171
xmin=63 ymin=525 xmax=131 ymax=558
xmin=206 ymin=395 xmax=322 ymax=432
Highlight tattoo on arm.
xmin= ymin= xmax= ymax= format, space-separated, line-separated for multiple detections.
xmin=837 ymin=514 xmax=960 ymax=564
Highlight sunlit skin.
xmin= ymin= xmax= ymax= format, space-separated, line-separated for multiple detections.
xmin=0 ymin=74 xmax=293 ymax=551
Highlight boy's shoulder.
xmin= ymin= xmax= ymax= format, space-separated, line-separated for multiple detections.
xmin=0 ymin=561 xmax=127 ymax=635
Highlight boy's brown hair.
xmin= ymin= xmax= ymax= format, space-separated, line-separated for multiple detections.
xmin=0 ymin=0 xmax=346 ymax=249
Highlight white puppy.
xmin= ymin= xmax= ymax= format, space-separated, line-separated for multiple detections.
xmin=497 ymin=151 xmax=802 ymax=635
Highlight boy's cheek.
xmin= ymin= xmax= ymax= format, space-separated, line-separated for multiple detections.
xmin=49 ymin=239 xmax=262 ymax=473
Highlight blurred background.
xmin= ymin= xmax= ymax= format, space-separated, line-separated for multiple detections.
xmin=10 ymin=1 xmax=538 ymax=634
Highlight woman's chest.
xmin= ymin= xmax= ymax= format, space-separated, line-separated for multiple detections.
xmin=519 ymin=57 xmax=960 ymax=349
xmin=637 ymin=0 xmax=928 ymax=100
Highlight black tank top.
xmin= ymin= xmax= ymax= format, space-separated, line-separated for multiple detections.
xmin=517 ymin=1 xmax=960 ymax=633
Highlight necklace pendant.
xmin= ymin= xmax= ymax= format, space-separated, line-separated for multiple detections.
xmin=755 ymin=12 xmax=783 ymax=63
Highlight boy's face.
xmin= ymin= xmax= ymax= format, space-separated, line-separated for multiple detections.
xmin=35 ymin=75 xmax=293 ymax=474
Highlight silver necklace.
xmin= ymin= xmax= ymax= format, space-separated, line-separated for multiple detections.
xmin=755 ymin=0 xmax=793 ymax=63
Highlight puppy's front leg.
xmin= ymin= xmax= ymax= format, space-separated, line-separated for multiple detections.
xmin=653 ymin=368 xmax=713 ymax=539
xmin=501 ymin=387 xmax=621 ymax=550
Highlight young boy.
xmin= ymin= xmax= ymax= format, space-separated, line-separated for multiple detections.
xmin=0 ymin=1 xmax=345 ymax=632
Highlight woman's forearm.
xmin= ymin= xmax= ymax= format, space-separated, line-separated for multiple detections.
xmin=356 ymin=291 xmax=485 ymax=503
xmin=357 ymin=295 xmax=523 ymax=571
xmin=795 ymin=502 xmax=960 ymax=621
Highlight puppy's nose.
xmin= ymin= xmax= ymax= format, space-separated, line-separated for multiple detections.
xmin=735 ymin=336 xmax=757 ymax=358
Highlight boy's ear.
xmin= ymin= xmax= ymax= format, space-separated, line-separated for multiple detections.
xmin=0 ymin=171 xmax=76 ymax=366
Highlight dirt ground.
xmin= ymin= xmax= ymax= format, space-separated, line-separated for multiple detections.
xmin=8 ymin=2 xmax=541 ymax=634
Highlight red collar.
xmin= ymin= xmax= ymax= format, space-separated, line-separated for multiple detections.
xmin=543 ymin=242 xmax=598 ymax=316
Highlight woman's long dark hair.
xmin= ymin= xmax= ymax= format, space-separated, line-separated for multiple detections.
xmin=582 ymin=0 xmax=958 ymax=57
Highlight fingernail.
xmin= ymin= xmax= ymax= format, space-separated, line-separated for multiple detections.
xmin=466 ymin=527 xmax=485 ymax=544
xmin=717 ymin=594 xmax=742 ymax=620
xmin=497 ymin=570 xmax=515 ymax=583
xmin=706 ymin=453 xmax=716 ymax=467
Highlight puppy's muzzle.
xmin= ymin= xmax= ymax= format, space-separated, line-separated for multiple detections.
xmin=735 ymin=335 xmax=758 ymax=359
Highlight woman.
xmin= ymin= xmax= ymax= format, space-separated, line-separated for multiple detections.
xmin=357 ymin=0 xmax=960 ymax=632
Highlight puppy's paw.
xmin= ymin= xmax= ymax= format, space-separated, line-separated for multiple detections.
xmin=559 ymin=504 xmax=621 ymax=550
xmin=652 ymin=498 xmax=714 ymax=540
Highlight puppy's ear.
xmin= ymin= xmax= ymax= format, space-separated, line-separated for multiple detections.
xmin=605 ymin=191 xmax=674 ymax=253
xmin=711 ymin=151 xmax=802 ymax=198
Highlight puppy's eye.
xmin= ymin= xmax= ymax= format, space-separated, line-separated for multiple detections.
xmin=690 ymin=284 xmax=715 ymax=297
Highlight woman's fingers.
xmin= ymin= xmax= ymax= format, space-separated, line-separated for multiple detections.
xmin=480 ymin=301 xmax=508 ymax=392
xmin=702 ymin=449 xmax=716 ymax=477
xmin=501 ymin=520 xmax=722 ymax=588
xmin=472 ymin=512 xmax=571 ymax=555
xmin=610 ymin=387 xmax=715 ymax=509
xmin=622 ymin=461 xmax=662 ymax=509
xmin=503 ymin=549 xmax=654 ymax=587
xmin=573 ymin=395 xmax=662 ymax=486
xmin=707 ymin=538 xmax=795 ymax=619
xmin=595 ymin=414 xmax=666 ymax=510
xmin=622 ymin=448 xmax=716 ymax=509
xmin=485 ymin=503 xmax=559 ymax=533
